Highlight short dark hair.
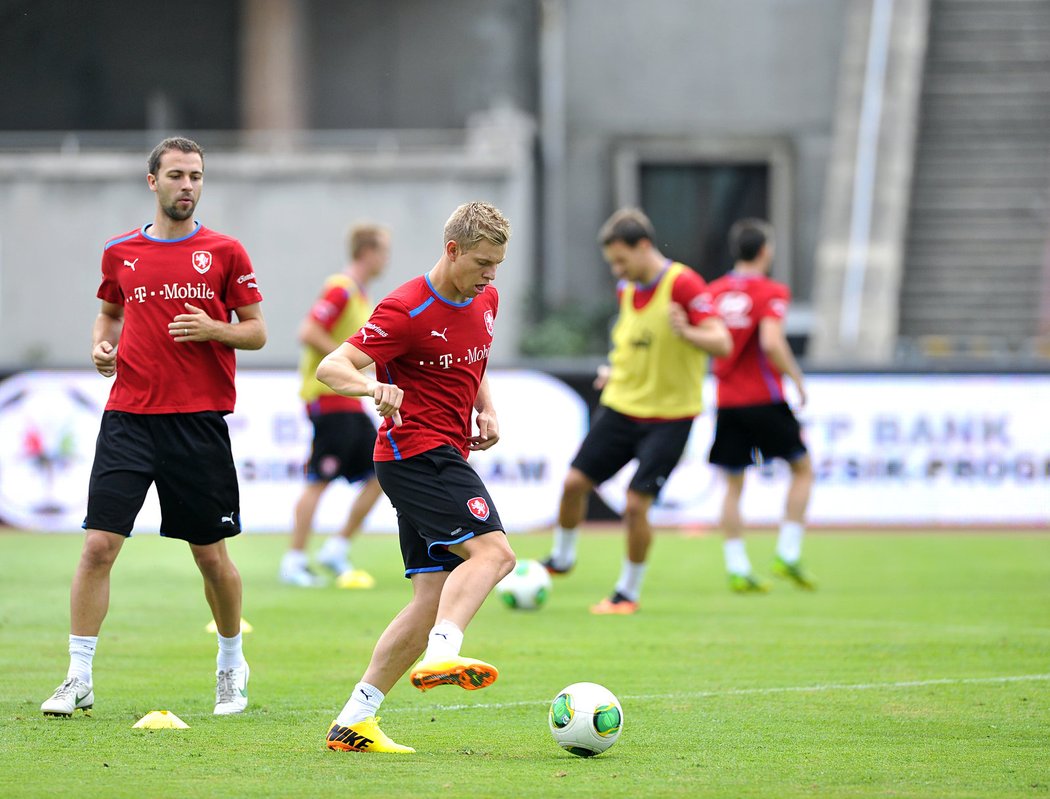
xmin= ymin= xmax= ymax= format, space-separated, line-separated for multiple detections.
xmin=598 ymin=208 xmax=656 ymax=247
xmin=148 ymin=137 xmax=204 ymax=176
xmin=729 ymin=218 xmax=774 ymax=262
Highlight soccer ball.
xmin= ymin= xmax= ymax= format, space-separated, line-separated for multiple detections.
xmin=495 ymin=559 xmax=552 ymax=610
xmin=548 ymin=682 xmax=623 ymax=757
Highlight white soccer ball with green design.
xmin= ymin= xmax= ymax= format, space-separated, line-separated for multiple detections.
xmin=548 ymin=682 xmax=623 ymax=757
xmin=495 ymin=559 xmax=552 ymax=610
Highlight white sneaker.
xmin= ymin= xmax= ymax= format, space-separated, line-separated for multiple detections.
xmin=317 ymin=537 xmax=350 ymax=575
xmin=41 ymin=676 xmax=94 ymax=716
xmin=279 ymin=565 xmax=324 ymax=587
xmin=318 ymin=554 xmax=350 ymax=576
xmin=214 ymin=661 xmax=249 ymax=715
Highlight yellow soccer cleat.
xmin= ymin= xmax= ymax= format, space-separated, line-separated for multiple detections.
xmin=325 ymin=717 xmax=414 ymax=754
xmin=409 ymin=656 xmax=499 ymax=692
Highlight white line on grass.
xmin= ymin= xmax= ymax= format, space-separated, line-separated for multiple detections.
xmin=400 ymin=673 xmax=1050 ymax=714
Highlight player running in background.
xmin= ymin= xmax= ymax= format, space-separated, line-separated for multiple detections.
xmin=41 ymin=137 xmax=266 ymax=718
xmin=707 ymin=218 xmax=815 ymax=592
xmin=316 ymin=201 xmax=516 ymax=753
xmin=541 ymin=208 xmax=732 ymax=614
xmin=279 ymin=223 xmax=390 ymax=589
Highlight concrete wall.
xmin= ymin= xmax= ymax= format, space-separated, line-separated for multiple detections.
xmin=549 ymin=0 xmax=849 ymax=307
xmin=0 ymin=116 xmax=534 ymax=370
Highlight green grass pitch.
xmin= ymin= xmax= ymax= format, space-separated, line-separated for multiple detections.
xmin=1 ymin=529 xmax=1047 ymax=798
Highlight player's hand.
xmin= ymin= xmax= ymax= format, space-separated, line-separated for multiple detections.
xmin=469 ymin=409 xmax=500 ymax=451
xmin=93 ymin=341 xmax=117 ymax=377
xmin=795 ymin=380 xmax=808 ymax=408
xmin=593 ymin=364 xmax=611 ymax=390
xmin=169 ymin=303 xmax=217 ymax=343
xmin=668 ymin=302 xmax=689 ymax=337
xmin=372 ymin=381 xmax=404 ymax=426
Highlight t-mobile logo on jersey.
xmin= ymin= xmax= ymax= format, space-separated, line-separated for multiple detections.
xmin=129 ymin=283 xmax=217 ymax=304
xmin=426 ymin=343 xmax=492 ymax=370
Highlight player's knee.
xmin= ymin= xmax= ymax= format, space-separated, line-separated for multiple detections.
xmin=789 ymin=455 xmax=813 ymax=479
xmin=623 ymin=492 xmax=653 ymax=522
xmin=562 ymin=468 xmax=592 ymax=497
xmin=80 ymin=535 xmax=121 ymax=571
xmin=485 ymin=537 xmax=517 ymax=580
xmin=190 ymin=545 xmax=228 ymax=576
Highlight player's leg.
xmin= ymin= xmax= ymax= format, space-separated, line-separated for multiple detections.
xmin=326 ymin=572 xmax=446 ymax=754
xmin=709 ymin=408 xmax=768 ymax=593
xmin=373 ymin=447 xmax=513 ymax=692
xmin=43 ymin=411 xmax=151 ymax=717
xmin=754 ymin=404 xmax=816 ymax=589
xmin=719 ymin=470 xmax=766 ymax=593
xmin=282 ymin=479 xmax=327 ymax=587
xmin=154 ymin=411 xmax=250 ymax=714
xmin=321 ymin=477 xmax=383 ymax=588
xmin=41 ymin=530 xmax=126 ymax=717
xmin=191 ymin=540 xmax=250 ymax=714
xmin=317 ymin=414 xmax=382 ymax=585
xmin=592 ymin=416 xmax=692 ymax=612
xmin=591 ymin=489 xmax=653 ymax=614
xmin=410 ymin=531 xmax=514 ymax=691
xmin=772 ymin=452 xmax=816 ymax=589
xmin=544 ymin=407 xmax=637 ymax=575
xmin=543 ymin=467 xmax=593 ymax=574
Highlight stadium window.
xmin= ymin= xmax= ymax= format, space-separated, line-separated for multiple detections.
xmin=613 ymin=138 xmax=794 ymax=287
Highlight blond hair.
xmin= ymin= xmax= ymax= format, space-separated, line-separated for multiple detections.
xmin=346 ymin=223 xmax=389 ymax=260
xmin=443 ymin=202 xmax=511 ymax=252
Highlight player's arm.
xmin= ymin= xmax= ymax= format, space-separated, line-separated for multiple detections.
xmin=298 ymin=316 xmax=340 ymax=354
xmin=92 ymin=300 xmax=123 ymax=378
xmin=669 ymin=305 xmax=733 ymax=357
xmin=317 ymin=341 xmax=403 ymax=425
xmin=169 ymin=301 xmax=268 ymax=350
xmin=469 ymin=375 xmax=500 ymax=451
xmin=759 ymin=317 xmax=806 ymax=406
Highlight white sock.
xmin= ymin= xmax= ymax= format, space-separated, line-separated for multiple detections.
xmin=319 ymin=535 xmax=350 ymax=561
xmin=776 ymin=521 xmax=804 ymax=563
xmin=550 ymin=526 xmax=578 ymax=568
xmin=281 ymin=549 xmax=308 ymax=572
xmin=68 ymin=634 xmax=97 ymax=685
xmin=217 ymin=632 xmax=244 ymax=671
xmin=423 ymin=619 xmax=464 ymax=662
xmin=335 ymin=681 xmax=384 ymax=726
xmin=724 ymin=539 xmax=752 ymax=576
xmin=614 ymin=559 xmax=647 ymax=602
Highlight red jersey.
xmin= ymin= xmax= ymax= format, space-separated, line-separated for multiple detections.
xmin=349 ymin=274 xmax=497 ymax=461
xmin=97 ymin=223 xmax=263 ymax=414
xmin=707 ymin=271 xmax=790 ymax=408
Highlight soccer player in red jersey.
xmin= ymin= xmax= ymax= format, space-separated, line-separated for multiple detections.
xmin=317 ymin=202 xmax=516 ymax=753
xmin=706 ymin=219 xmax=815 ymax=592
xmin=280 ymin=223 xmax=390 ymax=589
xmin=541 ymin=208 xmax=732 ymax=615
xmin=41 ymin=138 xmax=266 ymax=719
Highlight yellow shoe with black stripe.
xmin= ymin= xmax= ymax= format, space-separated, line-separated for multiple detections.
xmin=325 ymin=717 xmax=414 ymax=754
xmin=409 ymin=656 xmax=499 ymax=692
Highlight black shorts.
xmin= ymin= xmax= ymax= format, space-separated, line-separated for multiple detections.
xmin=84 ymin=411 xmax=241 ymax=545
xmin=708 ymin=402 xmax=808 ymax=471
xmin=571 ymin=405 xmax=694 ymax=498
xmin=374 ymin=445 xmax=505 ymax=578
xmin=305 ymin=411 xmax=377 ymax=483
